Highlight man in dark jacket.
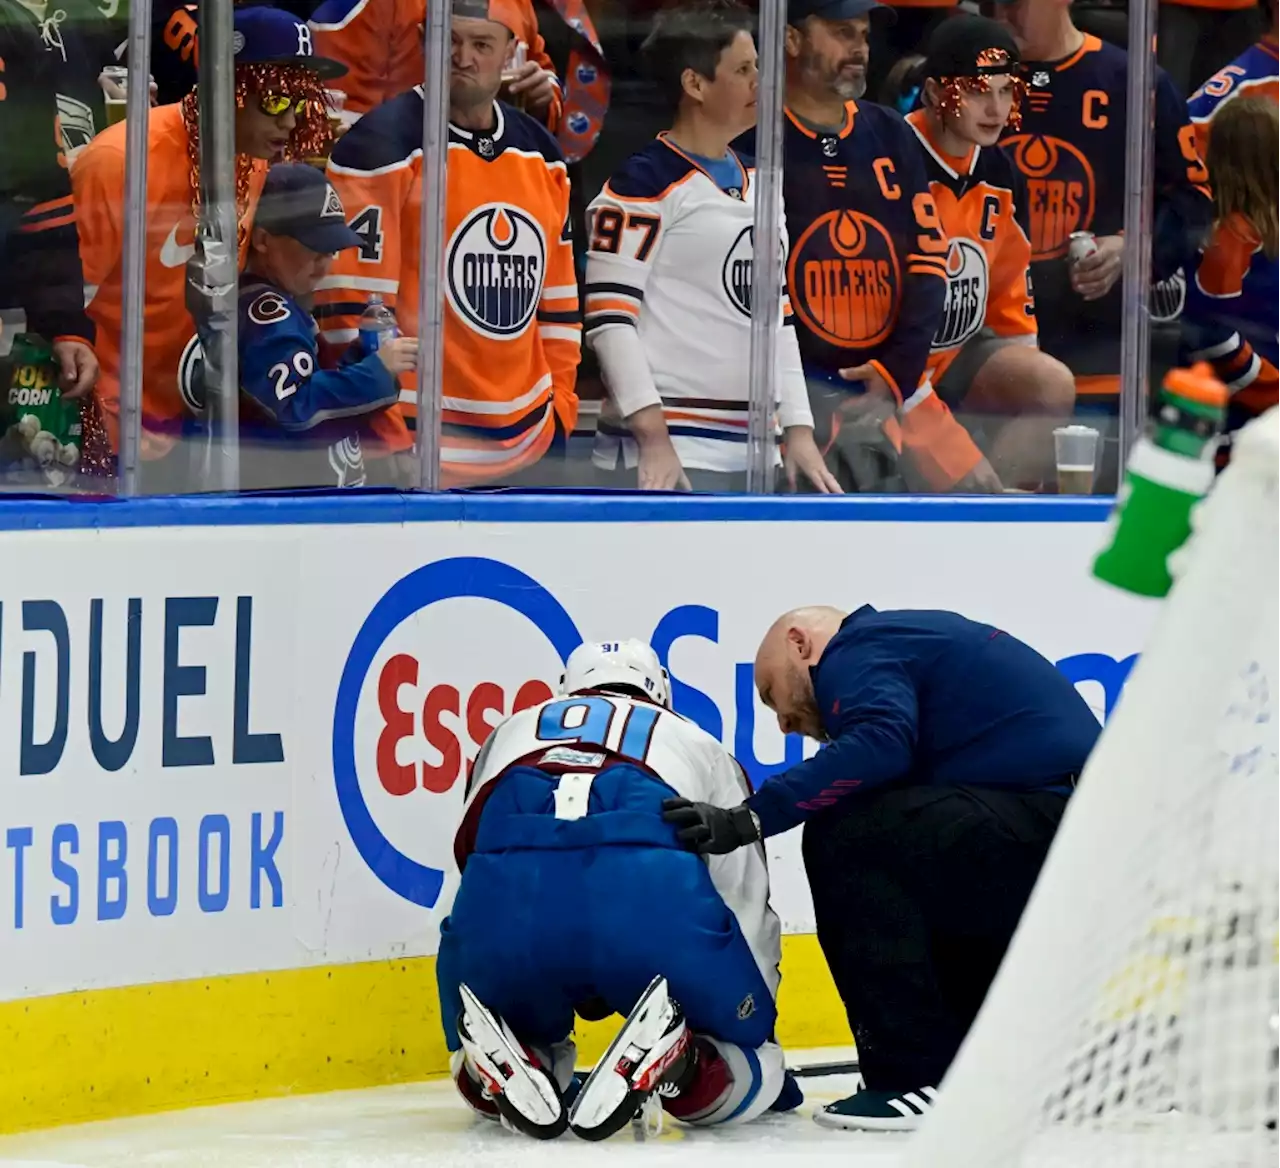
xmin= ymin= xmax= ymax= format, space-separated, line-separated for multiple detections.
xmin=664 ymin=603 xmax=1101 ymax=1132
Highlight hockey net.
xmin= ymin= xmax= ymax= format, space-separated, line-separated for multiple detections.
xmin=906 ymin=409 xmax=1280 ymax=1168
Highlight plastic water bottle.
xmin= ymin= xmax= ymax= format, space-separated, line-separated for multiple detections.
xmin=1092 ymin=363 xmax=1227 ymax=598
xmin=358 ymin=294 xmax=399 ymax=356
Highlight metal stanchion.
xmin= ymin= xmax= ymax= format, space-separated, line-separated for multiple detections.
xmin=415 ymin=3 xmax=452 ymax=492
xmin=745 ymin=1 xmax=786 ymax=495
xmin=116 ymin=0 xmax=154 ymax=495
xmin=1118 ymin=0 xmax=1158 ymax=474
xmin=189 ymin=0 xmax=240 ymax=492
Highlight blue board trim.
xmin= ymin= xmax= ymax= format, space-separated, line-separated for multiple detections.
xmin=0 ymin=489 xmax=1114 ymax=531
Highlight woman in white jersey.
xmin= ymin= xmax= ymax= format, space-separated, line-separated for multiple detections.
xmin=582 ymin=0 xmax=840 ymax=493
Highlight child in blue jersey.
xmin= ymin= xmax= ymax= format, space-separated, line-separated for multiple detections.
xmin=237 ymin=163 xmax=416 ymax=488
xmin=1181 ymin=96 xmax=1278 ymax=466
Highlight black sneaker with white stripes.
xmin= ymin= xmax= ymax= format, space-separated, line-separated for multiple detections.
xmin=813 ymin=1085 xmax=938 ymax=1132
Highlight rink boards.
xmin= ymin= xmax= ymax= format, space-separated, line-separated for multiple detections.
xmin=0 ymin=493 xmax=1158 ymax=1132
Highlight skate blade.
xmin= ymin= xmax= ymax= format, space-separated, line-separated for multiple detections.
xmin=458 ymin=984 xmax=566 ymax=1138
xmin=568 ymin=975 xmax=674 ymax=1140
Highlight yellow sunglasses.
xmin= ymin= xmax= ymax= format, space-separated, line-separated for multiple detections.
xmin=258 ymin=93 xmax=310 ymax=118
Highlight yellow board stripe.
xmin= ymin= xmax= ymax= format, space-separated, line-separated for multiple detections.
xmin=0 ymin=933 xmax=851 ymax=1135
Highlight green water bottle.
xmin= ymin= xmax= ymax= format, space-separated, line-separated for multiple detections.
xmin=1093 ymin=363 xmax=1227 ymax=598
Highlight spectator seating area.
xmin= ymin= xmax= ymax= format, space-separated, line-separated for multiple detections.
xmin=0 ymin=0 xmax=1274 ymax=498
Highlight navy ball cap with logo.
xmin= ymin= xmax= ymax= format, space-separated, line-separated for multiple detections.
xmin=232 ymin=5 xmax=349 ymax=78
xmin=254 ymin=163 xmax=364 ymax=255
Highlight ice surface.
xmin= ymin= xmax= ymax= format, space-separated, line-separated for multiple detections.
xmin=0 ymin=1058 xmax=909 ymax=1168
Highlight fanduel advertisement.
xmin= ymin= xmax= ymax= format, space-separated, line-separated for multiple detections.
xmin=0 ymin=511 xmax=1155 ymax=1000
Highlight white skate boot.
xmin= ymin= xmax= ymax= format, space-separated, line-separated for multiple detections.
xmin=456 ymin=983 xmax=568 ymax=1139
xmin=568 ymin=975 xmax=691 ymax=1141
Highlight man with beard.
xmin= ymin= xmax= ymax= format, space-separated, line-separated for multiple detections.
xmin=664 ymin=603 xmax=1100 ymax=1131
xmin=738 ymin=0 xmax=1001 ymax=494
xmin=319 ymin=0 xmax=580 ymax=486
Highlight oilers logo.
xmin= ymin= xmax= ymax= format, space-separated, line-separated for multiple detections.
xmin=1004 ymin=135 xmax=1097 ymax=261
xmin=722 ymin=226 xmax=754 ymax=317
xmin=445 ymin=203 xmax=546 ymax=339
xmin=933 ymin=239 xmax=989 ymax=351
xmin=788 ymin=210 xmax=900 ymax=348
xmin=566 ymin=111 xmax=592 ymax=136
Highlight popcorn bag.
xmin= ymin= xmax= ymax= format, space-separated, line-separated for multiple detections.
xmin=0 ymin=334 xmax=83 ymax=488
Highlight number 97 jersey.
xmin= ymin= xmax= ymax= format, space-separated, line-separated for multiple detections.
xmin=454 ymin=693 xmax=781 ymax=1000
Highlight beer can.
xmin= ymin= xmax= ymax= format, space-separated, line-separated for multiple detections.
xmin=1068 ymin=231 xmax=1098 ymax=265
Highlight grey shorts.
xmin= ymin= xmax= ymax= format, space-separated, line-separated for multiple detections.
xmin=935 ymin=329 xmax=1020 ymax=410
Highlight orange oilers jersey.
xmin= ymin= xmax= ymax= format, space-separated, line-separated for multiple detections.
xmin=1188 ymin=35 xmax=1279 ymax=157
xmin=320 ymin=92 xmax=580 ymax=485
xmin=1004 ymin=35 xmax=1212 ymax=382
xmin=907 ymin=110 xmax=1037 ymax=389
xmin=309 ymin=0 xmax=560 ymax=127
xmin=71 ymin=103 xmax=267 ymax=457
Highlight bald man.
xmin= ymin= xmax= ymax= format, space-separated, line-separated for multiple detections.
xmin=664 ymin=603 xmax=1100 ymax=1131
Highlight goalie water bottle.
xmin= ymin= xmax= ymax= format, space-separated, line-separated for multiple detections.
xmin=1092 ymin=363 xmax=1227 ymax=598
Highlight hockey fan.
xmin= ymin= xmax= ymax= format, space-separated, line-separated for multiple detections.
xmin=319 ymin=0 xmax=580 ymax=486
xmin=436 ymin=640 xmax=797 ymax=1140
xmin=740 ymin=0 xmax=1001 ymax=494
xmin=584 ymin=0 xmax=838 ymax=493
xmin=227 ymin=163 xmax=417 ymax=489
xmin=907 ymin=16 xmax=1076 ymax=488
xmin=71 ymin=5 xmax=345 ymax=480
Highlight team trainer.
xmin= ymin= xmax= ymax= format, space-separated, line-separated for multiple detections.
xmin=664 ymin=604 xmax=1100 ymax=1132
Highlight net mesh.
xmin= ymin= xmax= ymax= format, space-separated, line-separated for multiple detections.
xmin=905 ymin=409 xmax=1280 ymax=1168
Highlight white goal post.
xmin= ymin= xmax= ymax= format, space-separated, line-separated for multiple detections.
xmin=905 ymin=409 xmax=1280 ymax=1168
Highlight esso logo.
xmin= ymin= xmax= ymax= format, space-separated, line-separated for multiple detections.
xmin=373 ymin=658 xmax=553 ymax=797
xmin=333 ymin=558 xmax=581 ymax=908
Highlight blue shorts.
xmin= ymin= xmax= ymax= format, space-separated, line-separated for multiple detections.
xmin=437 ymin=772 xmax=775 ymax=1053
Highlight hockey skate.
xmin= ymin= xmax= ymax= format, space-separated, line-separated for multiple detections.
xmin=456 ymin=983 xmax=568 ymax=1139
xmin=568 ymin=974 xmax=691 ymax=1141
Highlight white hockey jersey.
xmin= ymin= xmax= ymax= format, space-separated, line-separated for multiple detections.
xmin=584 ymin=135 xmax=813 ymax=475
xmin=457 ymin=692 xmax=782 ymax=999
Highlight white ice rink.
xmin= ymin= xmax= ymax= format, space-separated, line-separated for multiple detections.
xmin=0 ymin=1055 xmax=908 ymax=1168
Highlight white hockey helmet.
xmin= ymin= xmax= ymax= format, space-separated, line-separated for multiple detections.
xmin=560 ymin=639 xmax=671 ymax=708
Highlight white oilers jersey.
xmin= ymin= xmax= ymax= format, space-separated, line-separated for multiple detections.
xmin=583 ymin=134 xmax=812 ymax=475
xmin=459 ymin=693 xmax=781 ymax=998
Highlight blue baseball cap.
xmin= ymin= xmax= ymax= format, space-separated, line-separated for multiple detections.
xmin=254 ymin=164 xmax=364 ymax=254
xmin=788 ymin=0 xmax=895 ymax=25
xmin=233 ymin=6 xmax=348 ymax=79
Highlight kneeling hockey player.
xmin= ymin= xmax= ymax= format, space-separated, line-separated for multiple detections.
xmin=436 ymin=640 xmax=798 ymax=1140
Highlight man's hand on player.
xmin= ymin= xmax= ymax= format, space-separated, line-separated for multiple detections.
xmin=504 ymin=61 xmax=557 ymax=117
xmin=784 ymin=425 xmax=843 ymax=494
xmin=662 ymin=798 xmax=761 ymax=855
xmin=1071 ymin=235 xmax=1124 ymax=301
xmin=52 ymin=340 xmax=99 ymax=399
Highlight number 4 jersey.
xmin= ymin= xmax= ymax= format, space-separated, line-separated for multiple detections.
xmin=319 ymin=93 xmax=581 ymax=485
xmin=454 ymin=693 xmax=780 ymax=1000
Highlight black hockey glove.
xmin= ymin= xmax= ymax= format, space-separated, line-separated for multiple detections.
xmin=662 ymin=798 xmax=761 ymax=855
